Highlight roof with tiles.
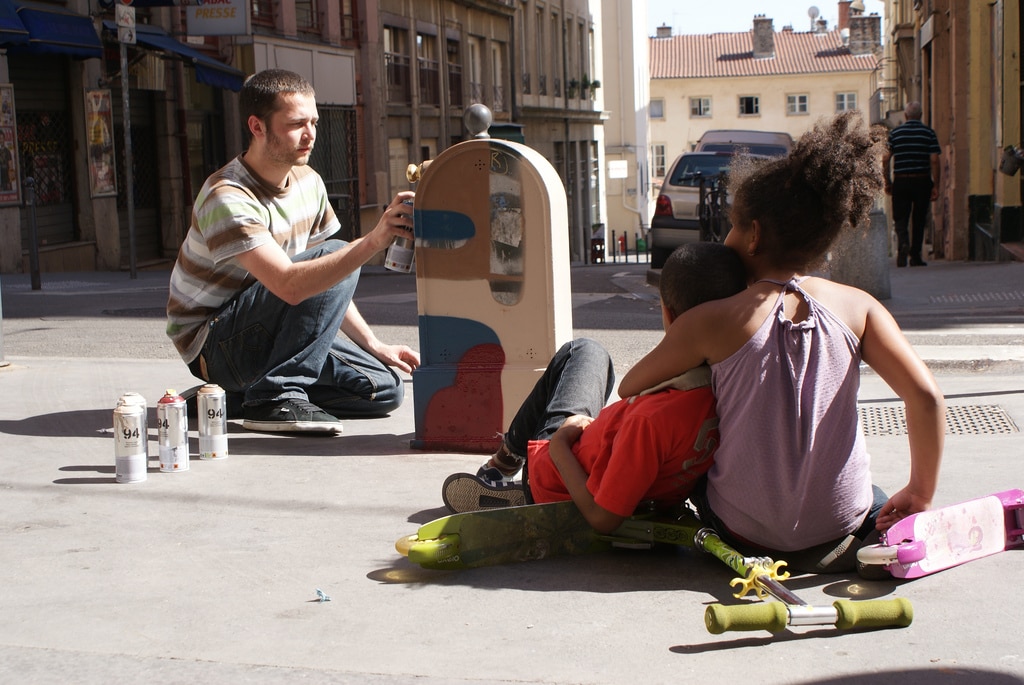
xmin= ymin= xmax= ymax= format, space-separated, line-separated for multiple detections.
xmin=650 ymin=29 xmax=879 ymax=79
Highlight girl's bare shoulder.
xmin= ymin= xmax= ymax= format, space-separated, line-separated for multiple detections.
xmin=801 ymin=277 xmax=881 ymax=335
xmin=684 ymin=288 xmax=773 ymax=364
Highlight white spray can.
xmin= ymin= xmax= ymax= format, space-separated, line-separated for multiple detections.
xmin=157 ymin=389 xmax=189 ymax=472
xmin=197 ymin=384 xmax=228 ymax=460
xmin=114 ymin=402 xmax=147 ymax=483
xmin=383 ymin=199 xmax=415 ymax=273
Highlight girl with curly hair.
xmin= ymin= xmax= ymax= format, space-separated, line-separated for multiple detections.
xmin=619 ymin=112 xmax=946 ymax=574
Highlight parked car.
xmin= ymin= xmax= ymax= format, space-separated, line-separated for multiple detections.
xmin=648 ymin=151 xmax=735 ymax=268
xmin=648 ymin=131 xmax=794 ymax=268
xmin=695 ymin=129 xmax=794 ymax=157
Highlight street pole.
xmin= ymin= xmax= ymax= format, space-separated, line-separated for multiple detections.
xmin=117 ymin=4 xmax=138 ymax=279
xmin=120 ymin=42 xmax=137 ymax=279
xmin=25 ymin=176 xmax=39 ymax=290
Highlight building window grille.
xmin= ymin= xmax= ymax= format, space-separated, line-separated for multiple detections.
xmin=417 ymin=34 xmax=440 ymax=106
xmin=385 ymin=27 xmax=411 ymax=104
xmin=251 ymin=0 xmax=274 ymax=28
xmin=447 ymin=39 xmax=464 ymax=107
xmin=308 ymin=107 xmax=359 ymax=242
xmin=295 ymin=0 xmax=319 ymax=33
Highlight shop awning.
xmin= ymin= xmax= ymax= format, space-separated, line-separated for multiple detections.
xmin=0 ymin=0 xmax=28 ymax=46
xmin=103 ymin=21 xmax=244 ymax=92
xmin=9 ymin=1 xmax=102 ymax=58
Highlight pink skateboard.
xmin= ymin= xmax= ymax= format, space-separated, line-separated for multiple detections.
xmin=857 ymin=489 xmax=1024 ymax=579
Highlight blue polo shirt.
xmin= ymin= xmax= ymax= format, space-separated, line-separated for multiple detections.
xmin=888 ymin=119 xmax=940 ymax=175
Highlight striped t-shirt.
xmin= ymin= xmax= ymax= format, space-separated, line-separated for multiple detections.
xmin=166 ymin=154 xmax=340 ymax=363
xmin=887 ymin=119 xmax=940 ymax=175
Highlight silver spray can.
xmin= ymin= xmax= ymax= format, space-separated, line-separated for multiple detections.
xmin=117 ymin=391 xmax=149 ymax=462
xmin=114 ymin=402 xmax=147 ymax=483
xmin=383 ymin=200 xmax=415 ymax=272
xmin=197 ymin=383 xmax=228 ymax=460
xmin=157 ymin=389 xmax=189 ymax=472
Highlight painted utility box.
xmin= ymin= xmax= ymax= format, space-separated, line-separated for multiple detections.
xmin=410 ymin=136 xmax=572 ymax=452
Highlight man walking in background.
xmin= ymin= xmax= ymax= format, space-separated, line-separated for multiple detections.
xmin=883 ymin=101 xmax=941 ymax=267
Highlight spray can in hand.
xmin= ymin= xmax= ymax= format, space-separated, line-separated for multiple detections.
xmin=384 ymin=199 xmax=415 ymax=273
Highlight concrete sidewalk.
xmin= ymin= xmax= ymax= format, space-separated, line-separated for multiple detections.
xmin=0 ymin=261 xmax=1023 ymax=684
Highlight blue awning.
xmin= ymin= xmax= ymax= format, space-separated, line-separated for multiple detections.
xmin=0 ymin=0 xmax=28 ymax=46
xmin=9 ymin=1 xmax=101 ymax=58
xmin=103 ymin=21 xmax=245 ymax=92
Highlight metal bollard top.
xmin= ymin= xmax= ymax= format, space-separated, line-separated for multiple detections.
xmin=463 ymin=104 xmax=492 ymax=139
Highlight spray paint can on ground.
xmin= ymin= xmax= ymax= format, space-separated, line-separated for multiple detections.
xmin=157 ymin=389 xmax=189 ymax=472
xmin=383 ymin=200 xmax=415 ymax=273
xmin=197 ymin=383 xmax=228 ymax=460
xmin=114 ymin=402 xmax=147 ymax=483
xmin=117 ymin=391 xmax=149 ymax=461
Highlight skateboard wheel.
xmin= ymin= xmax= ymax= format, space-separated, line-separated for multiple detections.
xmin=395 ymin=534 xmax=420 ymax=556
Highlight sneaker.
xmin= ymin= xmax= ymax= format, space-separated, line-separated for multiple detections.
xmin=242 ymin=399 xmax=343 ymax=434
xmin=442 ymin=471 xmax=526 ymax=513
xmin=476 ymin=464 xmax=518 ymax=484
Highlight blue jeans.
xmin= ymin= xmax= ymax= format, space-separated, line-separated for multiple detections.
xmin=504 ymin=338 xmax=615 ymax=457
xmin=195 ymin=240 xmax=403 ymax=417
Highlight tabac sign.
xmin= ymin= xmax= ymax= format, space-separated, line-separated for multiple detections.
xmin=186 ymin=0 xmax=247 ymax=36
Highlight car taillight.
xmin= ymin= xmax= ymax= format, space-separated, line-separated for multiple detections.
xmin=654 ymin=194 xmax=672 ymax=216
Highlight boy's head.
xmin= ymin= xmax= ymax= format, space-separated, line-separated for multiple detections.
xmin=239 ymin=69 xmax=316 ymax=142
xmin=659 ymin=242 xmax=747 ymax=325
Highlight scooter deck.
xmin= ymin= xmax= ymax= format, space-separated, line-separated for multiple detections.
xmin=877 ymin=489 xmax=1024 ymax=579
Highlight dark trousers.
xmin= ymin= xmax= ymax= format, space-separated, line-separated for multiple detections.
xmin=891 ymin=176 xmax=933 ymax=261
xmin=191 ymin=240 xmax=403 ymax=417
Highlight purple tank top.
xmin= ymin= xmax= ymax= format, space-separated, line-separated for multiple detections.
xmin=708 ymin=278 xmax=871 ymax=551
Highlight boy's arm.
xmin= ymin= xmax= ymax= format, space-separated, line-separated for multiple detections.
xmin=547 ymin=416 xmax=626 ymax=534
xmin=860 ymin=299 xmax=945 ymax=528
xmin=619 ymin=307 xmax=710 ymax=398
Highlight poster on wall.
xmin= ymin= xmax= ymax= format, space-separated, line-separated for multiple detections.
xmin=0 ymin=84 xmax=20 ymax=206
xmin=85 ymin=89 xmax=117 ymax=198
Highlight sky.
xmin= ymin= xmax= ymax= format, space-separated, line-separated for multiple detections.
xmin=646 ymin=1 xmax=865 ymax=36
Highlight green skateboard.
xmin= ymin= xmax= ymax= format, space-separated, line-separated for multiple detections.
xmin=396 ymin=501 xmax=914 ymax=635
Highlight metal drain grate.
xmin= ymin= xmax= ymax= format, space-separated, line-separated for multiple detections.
xmin=929 ymin=291 xmax=1024 ymax=305
xmin=860 ymin=405 xmax=1019 ymax=436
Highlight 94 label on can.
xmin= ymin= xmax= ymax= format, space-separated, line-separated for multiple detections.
xmin=114 ymin=402 xmax=147 ymax=483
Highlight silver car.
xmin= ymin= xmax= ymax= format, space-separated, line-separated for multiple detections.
xmin=648 ymin=151 xmax=734 ymax=268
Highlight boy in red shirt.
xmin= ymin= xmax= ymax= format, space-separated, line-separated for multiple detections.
xmin=442 ymin=242 xmax=746 ymax=533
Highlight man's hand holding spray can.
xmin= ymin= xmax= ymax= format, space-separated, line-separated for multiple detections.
xmin=384 ymin=162 xmax=430 ymax=273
